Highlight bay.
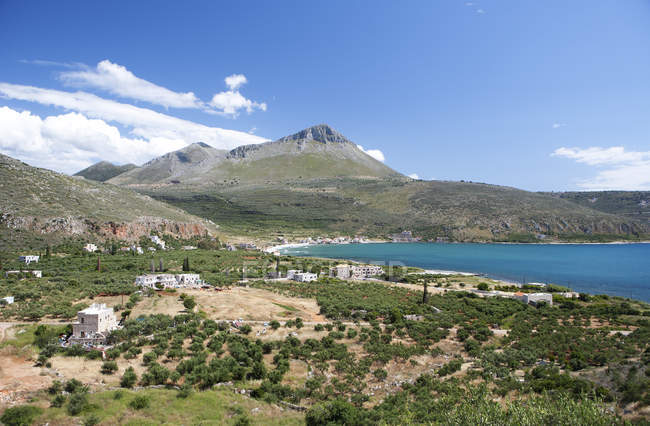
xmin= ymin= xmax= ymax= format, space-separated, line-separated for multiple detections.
xmin=280 ymin=243 xmax=650 ymax=302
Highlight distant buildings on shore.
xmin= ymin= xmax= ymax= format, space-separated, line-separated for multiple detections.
xmin=329 ymin=264 xmax=384 ymax=280
xmin=390 ymin=231 xmax=421 ymax=243
xmin=135 ymin=273 xmax=203 ymax=289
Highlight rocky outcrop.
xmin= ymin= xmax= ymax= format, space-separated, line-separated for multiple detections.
xmin=0 ymin=213 xmax=210 ymax=242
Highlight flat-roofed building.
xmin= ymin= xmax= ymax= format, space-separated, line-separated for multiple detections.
xmin=514 ymin=292 xmax=553 ymax=306
xmin=329 ymin=264 xmax=351 ymax=279
xmin=18 ymin=255 xmax=39 ymax=265
xmin=294 ymin=272 xmax=318 ymax=282
xmin=70 ymin=303 xmax=118 ymax=345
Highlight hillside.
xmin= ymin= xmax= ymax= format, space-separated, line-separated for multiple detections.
xmin=73 ymin=161 xmax=137 ymax=182
xmin=543 ymin=191 xmax=650 ymax=225
xmin=102 ymin=124 xmax=648 ymax=242
xmin=0 ymin=154 xmax=217 ymax=249
xmin=108 ymin=124 xmax=399 ymax=186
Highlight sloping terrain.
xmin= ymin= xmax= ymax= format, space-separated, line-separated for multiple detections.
xmin=97 ymin=124 xmax=648 ymax=242
xmin=543 ymin=191 xmax=650 ymax=225
xmin=0 ymin=154 xmax=216 ymax=249
xmin=73 ymin=161 xmax=137 ymax=182
xmin=108 ymin=124 xmax=398 ymax=186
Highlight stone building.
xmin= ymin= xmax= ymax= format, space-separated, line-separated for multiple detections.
xmin=70 ymin=303 xmax=118 ymax=345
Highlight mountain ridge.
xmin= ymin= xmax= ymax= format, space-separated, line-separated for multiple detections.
xmin=75 ymin=124 xmax=649 ymax=242
xmin=0 ymin=153 xmax=217 ymax=249
xmin=74 ymin=161 xmax=137 ymax=182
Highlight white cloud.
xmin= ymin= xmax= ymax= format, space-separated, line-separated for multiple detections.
xmin=0 ymin=106 xmax=187 ymax=174
xmin=210 ymin=90 xmax=267 ymax=117
xmin=408 ymin=173 xmax=419 ymax=179
xmin=225 ymin=74 xmax=247 ymax=90
xmin=552 ymin=123 xmax=566 ymax=129
xmin=59 ymin=60 xmax=201 ymax=109
xmin=0 ymin=82 xmax=267 ymax=151
xmin=476 ymin=8 xmax=486 ymax=14
xmin=552 ymin=146 xmax=650 ymax=190
xmin=210 ymin=74 xmax=266 ymax=117
xmin=356 ymin=144 xmax=385 ymax=163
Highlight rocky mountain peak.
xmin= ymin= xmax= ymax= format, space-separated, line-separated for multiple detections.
xmin=275 ymin=124 xmax=352 ymax=144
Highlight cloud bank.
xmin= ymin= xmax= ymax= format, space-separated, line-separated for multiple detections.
xmin=552 ymin=146 xmax=650 ymax=190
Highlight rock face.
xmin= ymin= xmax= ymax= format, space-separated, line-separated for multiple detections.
xmin=275 ymin=124 xmax=352 ymax=144
xmin=108 ymin=124 xmax=399 ymax=185
xmin=0 ymin=153 xmax=216 ymax=246
xmin=0 ymin=213 xmax=210 ymax=242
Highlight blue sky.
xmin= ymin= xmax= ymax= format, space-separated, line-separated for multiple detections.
xmin=1 ymin=1 xmax=649 ymax=191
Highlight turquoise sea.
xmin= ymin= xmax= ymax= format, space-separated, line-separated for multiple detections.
xmin=280 ymin=243 xmax=650 ymax=302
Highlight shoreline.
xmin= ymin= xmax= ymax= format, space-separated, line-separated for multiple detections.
xmin=275 ymin=241 xmax=650 ymax=301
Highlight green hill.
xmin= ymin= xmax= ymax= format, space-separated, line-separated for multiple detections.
xmin=543 ymin=191 xmax=650 ymax=226
xmin=74 ymin=161 xmax=137 ymax=182
xmin=0 ymin=154 xmax=217 ymax=249
xmin=100 ymin=125 xmax=648 ymax=242
xmin=108 ymin=124 xmax=399 ymax=186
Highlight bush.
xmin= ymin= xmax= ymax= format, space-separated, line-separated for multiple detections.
xmin=305 ymin=399 xmax=365 ymax=426
xmin=120 ymin=367 xmax=137 ymax=388
xmin=83 ymin=414 xmax=100 ymax=426
xmin=101 ymin=361 xmax=118 ymax=375
xmin=0 ymin=405 xmax=43 ymax=426
xmin=240 ymin=324 xmax=252 ymax=335
xmin=270 ymin=320 xmax=280 ymax=330
xmin=129 ymin=395 xmax=150 ymax=410
xmin=51 ymin=394 xmax=67 ymax=407
xmin=314 ymin=324 xmax=324 ymax=332
xmin=67 ymin=393 xmax=88 ymax=415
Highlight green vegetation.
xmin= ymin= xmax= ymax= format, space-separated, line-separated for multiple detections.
xmin=73 ymin=161 xmax=137 ymax=182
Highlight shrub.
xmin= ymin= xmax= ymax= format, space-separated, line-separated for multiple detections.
xmin=101 ymin=361 xmax=118 ymax=375
xmin=314 ymin=324 xmax=324 ymax=332
xmin=51 ymin=394 xmax=67 ymax=407
xmin=270 ymin=320 xmax=281 ymax=330
xmin=83 ymin=414 xmax=100 ymax=426
xmin=129 ymin=395 xmax=150 ymax=410
xmin=67 ymin=393 xmax=88 ymax=415
xmin=120 ymin=367 xmax=137 ymax=388
xmin=240 ymin=324 xmax=252 ymax=335
xmin=0 ymin=405 xmax=43 ymax=426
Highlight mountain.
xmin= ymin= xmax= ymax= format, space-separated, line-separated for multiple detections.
xmin=104 ymin=125 xmax=648 ymax=242
xmin=108 ymin=124 xmax=399 ymax=186
xmin=0 ymin=154 xmax=217 ymax=249
xmin=74 ymin=161 xmax=137 ymax=182
xmin=542 ymin=191 xmax=650 ymax=226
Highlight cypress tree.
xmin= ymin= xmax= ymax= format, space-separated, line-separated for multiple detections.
xmin=159 ymin=258 xmax=164 ymax=272
xmin=96 ymin=256 xmax=101 ymax=272
xmin=150 ymin=260 xmax=155 ymax=273
xmin=422 ymin=281 xmax=429 ymax=304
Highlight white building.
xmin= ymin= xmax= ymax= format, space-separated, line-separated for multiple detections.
xmin=351 ymin=265 xmax=384 ymax=279
xmin=18 ymin=255 xmax=39 ymax=265
xmin=293 ymin=272 xmax=318 ymax=282
xmin=83 ymin=243 xmax=98 ymax=253
xmin=135 ymin=273 xmax=203 ymax=289
xmin=182 ymin=246 xmax=197 ymax=250
xmin=69 ymin=304 xmax=118 ymax=345
xmin=5 ymin=270 xmax=42 ymax=278
xmin=329 ymin=264 xmax=383 ymax=280
xmin=150 ymin=235 xmax=166 ymax=249
xmin=514 ymin=292 xmax=553 ymax=306
xmin=329 ymin=264 xmax=351 ymax=279
xmin=286 ymin=270 xmax=301 ymax=280
xmin=1 ymin=296 xmax=14 ymax=305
